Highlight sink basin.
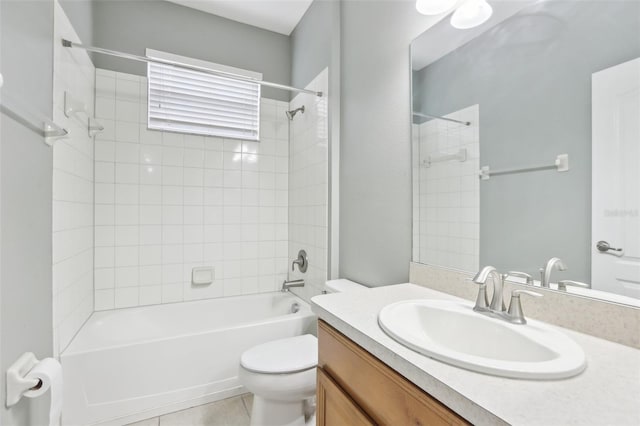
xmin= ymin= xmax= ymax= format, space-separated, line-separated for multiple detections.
xmin=378 ymin=299 xmax=586 ymax=379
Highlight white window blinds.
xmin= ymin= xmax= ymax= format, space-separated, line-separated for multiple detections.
xmin=146 ymin=49 xmax=262 ymax=141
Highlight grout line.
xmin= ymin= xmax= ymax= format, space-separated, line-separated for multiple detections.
xmin=241 ymin=394 xmax=252 ymax=417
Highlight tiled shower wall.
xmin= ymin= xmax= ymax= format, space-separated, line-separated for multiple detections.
xmin=52 ymin=2 xmax=95 ymax=354
xmin=288 ymin=68 xmax=329 ymax=302
xmin=413 ymin=104 xmax=480 ymax=273
xmin=93 ymin=69 xmax=290 ymax=310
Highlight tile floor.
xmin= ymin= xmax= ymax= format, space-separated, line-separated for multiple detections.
xmin=127 ymin=394 xmax=253 ymax=426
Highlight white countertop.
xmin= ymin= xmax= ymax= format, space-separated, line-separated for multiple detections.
xmin=311 ymin=283 xmax=640 ymax=426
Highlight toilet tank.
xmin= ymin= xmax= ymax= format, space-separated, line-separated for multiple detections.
xmin=324 ymin=279 xmax=367 ymax=293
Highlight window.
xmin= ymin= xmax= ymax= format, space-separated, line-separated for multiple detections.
xmin=146 ymin=49 xmax=261 ymax=141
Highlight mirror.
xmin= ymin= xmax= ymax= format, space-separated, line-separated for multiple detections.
xmin=411 ymin=0 xmax=640 ymax=305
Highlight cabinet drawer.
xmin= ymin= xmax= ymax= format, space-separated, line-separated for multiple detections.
xmin=318 ymin=320 xmax=469 ymax=426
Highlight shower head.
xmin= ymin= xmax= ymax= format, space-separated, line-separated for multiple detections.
xmin=286 ymin=105 xmax=305 ymax=120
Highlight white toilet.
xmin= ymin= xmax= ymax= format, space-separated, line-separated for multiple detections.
xmin=239 ymin=279 xmax=366 ymax=426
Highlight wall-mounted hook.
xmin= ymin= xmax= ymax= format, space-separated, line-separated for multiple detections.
xmin=88 ymin=117 xmax=104 ymax=137
xmin=43 ymin=122 xmax=69 ymax=146
xmin=64 ymin=91 xmax=87 ymax=118
xmin=64 ymin=91 xmax=104 ymax=138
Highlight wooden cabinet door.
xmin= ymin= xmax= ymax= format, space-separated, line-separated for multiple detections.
xmin=318 ymin=321 xmax=470 ymax=426
xmin=317 ymin=367 xmax=375 ymax=426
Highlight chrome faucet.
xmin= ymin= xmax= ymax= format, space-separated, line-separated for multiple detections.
xmin=281 ymin=279 xmax=305 ymax=292
xmin=472 ymin=266 xmax=542 ymax=324
xmin=472 ymin=266 xmax=505 ymax=312
xmin=540 ymin=257 xmax=567 ymax=288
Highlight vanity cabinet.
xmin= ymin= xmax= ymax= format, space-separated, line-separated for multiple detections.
xmin=317 ymin=320 xmax=469 ymax=426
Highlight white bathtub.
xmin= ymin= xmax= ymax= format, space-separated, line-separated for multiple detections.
xmin=60 ymin=292 xmax=316 ymax=426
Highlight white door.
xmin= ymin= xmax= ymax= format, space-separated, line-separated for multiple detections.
xmin=592 ymin=57 xmax=640 ymax=299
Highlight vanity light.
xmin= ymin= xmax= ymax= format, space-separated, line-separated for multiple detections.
xmin=450 ymin=0 xmax=493 ymax=29
xmin=415 ymin=0 xmax=457 ymax=16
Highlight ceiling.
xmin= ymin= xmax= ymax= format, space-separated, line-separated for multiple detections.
xmin=165 ymin=0 xmax=314 ymax=35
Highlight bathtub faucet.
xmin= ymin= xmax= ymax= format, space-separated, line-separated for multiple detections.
xmin=281 ymin=279 xmax=305 ymax=292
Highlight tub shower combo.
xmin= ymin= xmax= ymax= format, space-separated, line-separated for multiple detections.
xmin=54 ymin=34 xmax=330 ymax=425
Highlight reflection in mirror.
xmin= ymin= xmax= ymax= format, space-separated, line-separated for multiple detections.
xmin=411 ymin=0 xmax=640 ymax=305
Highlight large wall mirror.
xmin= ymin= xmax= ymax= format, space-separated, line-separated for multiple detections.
xmin=411 ymin=0 xmax=640 ymax=306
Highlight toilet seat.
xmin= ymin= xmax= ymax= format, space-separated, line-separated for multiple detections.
xmin=240 ymin=334 xmax=318 ymax=374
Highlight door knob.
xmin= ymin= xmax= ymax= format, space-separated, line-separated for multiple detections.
xmin=596 ymin=240 xmax=624 ymax=255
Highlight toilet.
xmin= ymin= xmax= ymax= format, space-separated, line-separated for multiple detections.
xmin=239 ymin=279 xmax=366 ymax=426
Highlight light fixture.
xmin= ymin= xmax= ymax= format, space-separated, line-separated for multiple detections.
xmin=450 ymin=0 xmax=493 ymax=29
xmin=415 ymin=0 xmax=457 ymax=16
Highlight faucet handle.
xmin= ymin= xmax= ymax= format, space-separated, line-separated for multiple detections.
xmin=505 ymin=271 xmax=534 ymax=285
xmin=291 ymin=250 xmax=308 ymax=273
xmin=507 ymin=290 xmax=543 ymax=324
xmin=511 ymin=290 xmax=543 ymax=298
xmin=557 ymin=280 xmax=589 ymax=291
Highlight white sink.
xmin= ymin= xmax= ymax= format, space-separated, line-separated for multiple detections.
xmin=378 ymin=299 xmax=586 ymax=379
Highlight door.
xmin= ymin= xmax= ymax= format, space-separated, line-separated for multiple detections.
xmin=316 ymin=367 xmax=375 ymax=426
xmin=592 ymin=57 xmax=640 ymax=298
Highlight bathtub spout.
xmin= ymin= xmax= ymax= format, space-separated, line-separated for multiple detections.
xmin=281 ymin=279 xmax=305 ymax=292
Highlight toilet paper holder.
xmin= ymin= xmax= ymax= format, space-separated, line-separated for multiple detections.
xmin=6 ymin=352 xmax=43 ymax=407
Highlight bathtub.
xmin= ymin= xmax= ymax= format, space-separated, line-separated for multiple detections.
xmin=60 ymin=292 xmax=316 ymax=426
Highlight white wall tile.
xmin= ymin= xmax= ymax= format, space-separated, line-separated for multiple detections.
xmin=115 ymin=142 xmax=140 ymax=164
xmin=140 ymin=225 xmax=162 ymax=245
xmin=96 ymin=97 xmax=115 ymax=120
xmin=95 ymin=268 xmax=115 ymax=289
xmin=115 ymin=225 xmax=139 ymax=246
xmin=115 ymin=184 xmax=139 ymax=204
xmin=95 ymin=183 xmax=115 ymax=204
xmin=162 ymin=283 xmax=183 ymax=303
xmin=115 ymin=287 xmax=139 ymax=308
xmin=140 ymin=185 xmax=162 ymax=205
xmin=140 ymin=265 xmax=162 ymax=286
xmin=116 ymin=121 xmax=140 ymax=143
xmin=115 ymin=163 xmax=139 ymax=184
xmin=115 ymin=246 xmax=139 ymax=267
xmin=95 ymin=162 xmax=115 ymax=183
xmin=184 ymin=149 xmax=205 ymax=167
xmin=52 ymin=2 xmax=95 ymax=355
xmin=140 ymin=245 xmax=162 ymax=265
xmin=115 ymin=266 xmax=139 ymax=287
xmin=94 ymin=69 xmax=293 ymax=310
xmin=115 ymin=100 xmax=139 ymax=123
xmin=115 ymin=205 xmax=139 ymax=225
xmin=95 ymin=289 xmax=114 ymax=311
xmin=139 ymin=285 xmax=162 ymax=306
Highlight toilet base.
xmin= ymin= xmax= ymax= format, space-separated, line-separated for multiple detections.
xmin=250 ymin=395 xmax=310 ymax=426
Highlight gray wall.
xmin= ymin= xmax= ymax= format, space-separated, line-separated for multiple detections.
xmin=339 ymin=1 xmax=437 ymax=286
xmin=0 ymin=1 xmax=55 ymax=425
xmin=59 ymin=0 xmax=93 ymax=47
xmin=290 ymin=0 xmax=334 ymax=92
xmin=413 ymin=1 xmax=640 ymax=282
xmin=76 ymin=0 xmax=292 ymax=101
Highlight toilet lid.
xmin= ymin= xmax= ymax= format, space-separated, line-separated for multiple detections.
xmin=240 ymin=334 xmax=318 ymax=374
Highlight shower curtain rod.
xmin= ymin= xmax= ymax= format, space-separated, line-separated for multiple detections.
xmin=413 ymin=112 xmax=470 ymax=126
xmin=61 ymin=39 xmax=323 ymax=98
